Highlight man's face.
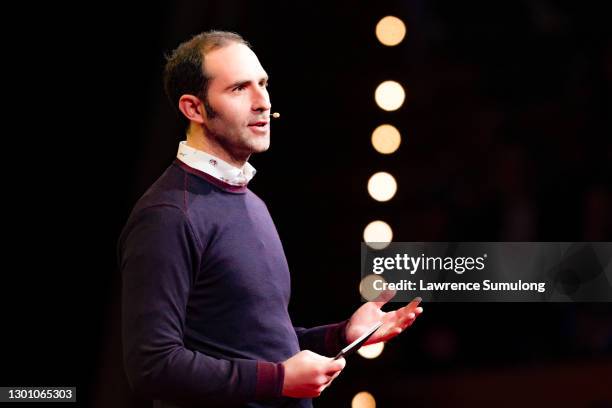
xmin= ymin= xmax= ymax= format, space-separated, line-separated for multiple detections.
xmin=201 ymin=43 xmax=271 ymax=161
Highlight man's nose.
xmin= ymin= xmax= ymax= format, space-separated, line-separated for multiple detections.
xmin=252 ymin=88 xmax=271 ymax=112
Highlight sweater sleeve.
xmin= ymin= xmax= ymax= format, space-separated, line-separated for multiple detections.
xmin=119 ymin=205 xmax=284 ymax=406
xmin=293 ymin=320 xmax=349 ymax=357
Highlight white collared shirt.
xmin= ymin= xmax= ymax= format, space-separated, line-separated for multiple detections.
xmin=176 ymin=141 xmax=257 ymax=186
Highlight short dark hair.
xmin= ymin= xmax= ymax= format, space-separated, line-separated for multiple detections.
xmin=163 ymin=30 xmax=251 ymax=130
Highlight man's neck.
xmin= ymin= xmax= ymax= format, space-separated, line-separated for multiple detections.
xmin=186 ymin=129 xmax=248 ymax=169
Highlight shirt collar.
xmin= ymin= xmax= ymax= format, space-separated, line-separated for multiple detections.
xmin=176 ymin=141 xmax=256 ymax=186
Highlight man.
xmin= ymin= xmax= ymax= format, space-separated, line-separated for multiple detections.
xmin=119 ymin=31 xmax=423 ymax=408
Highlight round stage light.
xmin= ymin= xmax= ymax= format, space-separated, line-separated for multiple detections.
xmin=372 ymin=124 xmax=401 ymax=154
xmin=375 ymin=16 xmax=406 ymax=46
xmin=358 ymin=342 xmax=385 ymax=359
xmin=368 ymin=172 xmax=397 ymax=202
xmin=363 ymin=220 xmax=393 ymax=249
xmin=375 ymin=81 xmax=405 ymax=111
xmin=352 ymin=391 xmax=376 ymax=408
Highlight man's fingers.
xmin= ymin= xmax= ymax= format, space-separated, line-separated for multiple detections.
xmin=322 ymin=370 xmax=342 ymax=387
xmin=366 ymin=301 xmax=425 ymax=344
xmin=326 ymin=357 xmax=345 ymax=374
xmin=384 ymin=309 xmax=399 ymax=322
xmin=402 ymin=306 xmax=423 ymax=325
xmin=334 ymin=357 xmax=346 ymax=371
xmin=377 ymin=320 xmax=397 ymax=336
xmin=402 ymin=297 xmax=422 ymax=313
xmin=320 ymin=362 xmax=344 ymax=393
xmin=398 ymin=309 xmax=421 ymax=328
xmin=389 ymin=305 xmax=425 ymax=335
xmin=398 ymin=301 xmax=423 ymax=320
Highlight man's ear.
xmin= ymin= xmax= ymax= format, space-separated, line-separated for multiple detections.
xmin=178 ymin=94 xmax=205 ymax=124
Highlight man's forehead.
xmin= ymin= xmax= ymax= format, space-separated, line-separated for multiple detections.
xmin=205 ymin=43 xmax=267 ymax=84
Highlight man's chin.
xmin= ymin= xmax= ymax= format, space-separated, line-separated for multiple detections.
xmin=250 ymin=136 xmax=270 ymax=153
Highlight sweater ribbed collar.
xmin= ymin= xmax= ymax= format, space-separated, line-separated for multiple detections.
xmin=176 ymin=141 xmax=256 ymax=187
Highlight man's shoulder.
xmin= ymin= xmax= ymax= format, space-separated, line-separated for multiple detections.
xmin=125 ymin=162 xmax=225 ymax=229
xmin=134 ymin=163 xmax=187 ymax=210
xmin=244 ymin=187 xmax=268 ymax=207
xmin=119 ymin=164 xmax=201 ymax=246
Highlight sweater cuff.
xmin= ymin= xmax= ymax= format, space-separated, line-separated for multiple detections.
xmin=324 ymin=319 xmax=350 ymax=356
xmin=255 ymin=361 xmax=284 ymax=400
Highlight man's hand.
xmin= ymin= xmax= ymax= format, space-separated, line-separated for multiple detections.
xmin=345 ymin=291 xmax=423 ymax=345
xmin=282 ymin=351 xmax=346 ymax=398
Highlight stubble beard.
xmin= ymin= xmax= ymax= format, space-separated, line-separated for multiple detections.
xmin=202 ymin=99 xmax=270 ymax=162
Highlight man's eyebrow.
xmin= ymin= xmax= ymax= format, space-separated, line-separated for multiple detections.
xmin=225 ymin=76 xmax=269 ymax=90
xmin=226 ymin=80 xmax=250 ymax=90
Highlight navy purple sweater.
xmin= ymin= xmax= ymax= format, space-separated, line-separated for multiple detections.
xmin=119 ymin=160 xmax=348 ymax=408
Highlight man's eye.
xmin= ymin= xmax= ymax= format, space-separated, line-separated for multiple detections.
xmin=233 ymin=85 xmax=246 ymax=92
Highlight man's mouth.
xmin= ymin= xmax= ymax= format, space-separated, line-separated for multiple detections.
xmin=248 ymin=120 xmax=269 ymax=127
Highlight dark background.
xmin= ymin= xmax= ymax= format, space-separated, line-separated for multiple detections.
xmin=4 ymin=0 xmax=612 ymax=407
